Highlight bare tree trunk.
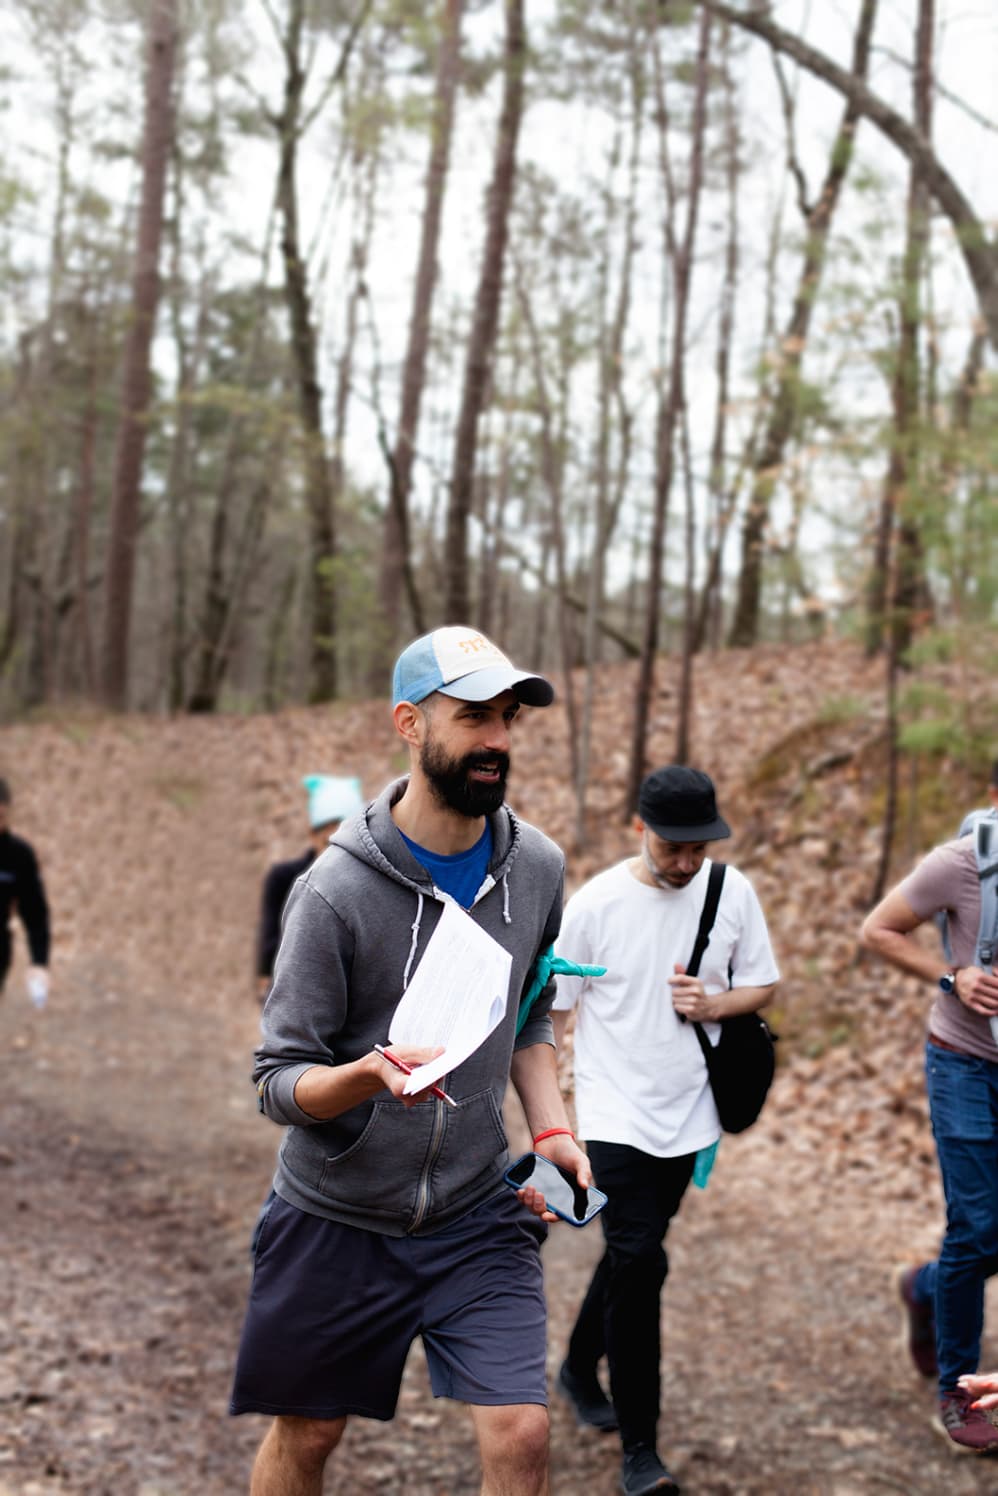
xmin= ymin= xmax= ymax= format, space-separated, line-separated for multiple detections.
xmin=376 ymin=0 xmax=463 ymax=667
xmin=727 ymin=0 xmax=877 ymax=647
xmin=185 ymin=200 xmax=278 ymax=712
xmin=514 ymin=263 xmax=580 ymax=791
xmin=692 ymin=24 xmax=739 ymax=654
xmin=674 ymin=402 xmax=697 ymax=763
xmin=475 ymin=412 xmax=504 ymax=639
xmin=275 ymin=0 xmax=338 ymax=701
xmin=270 ymin=0 xmax=372 ymax=702
xmin=73 ymin=304 xmax=100 ymax=697
xmin=443 ymin=0 xmax=525 ymax=623
xmin=577 ymin=11 xmax=644 ymax=847
xmin=870 ymin=0 xmax=935 ymax=893
xmin=262 ymin=565 xmax=298 ymax=713
xmin=866 ymin=0 xmax=934 ymax=659
xmin=0 ymin=337 xmax=36 ymax=689
xmin=624 ymin=7 xmax=711 ymax=817
xmin=49 ymin=285 xmax=103 ymax=699
xmin=165 ymin=282 xmax=211 ymax=711
xmin=100 ymin=0 xmax=178 ymax=709
xmin=870 ymin=627 xmax=900 ymax=903
xmin=939 ymin=330 xmax=985 ymax=614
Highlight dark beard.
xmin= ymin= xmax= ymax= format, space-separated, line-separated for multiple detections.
xmin=420 ymin=739 xmax=510 ymax=818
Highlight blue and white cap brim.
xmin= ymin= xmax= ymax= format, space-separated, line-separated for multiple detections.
xmin=437 ymin=665 xmax=554 ymax=706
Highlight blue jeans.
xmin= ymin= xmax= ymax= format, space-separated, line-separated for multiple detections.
xmin=914 ymin=1041 xmax=998 ymax=1393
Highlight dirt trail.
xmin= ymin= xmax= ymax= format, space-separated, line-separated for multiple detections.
xmin=4 ymin=962 xmax=998 ymax=1496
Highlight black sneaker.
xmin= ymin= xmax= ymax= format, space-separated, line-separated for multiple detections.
xmin=556 ymin=1360 xmax=618 ymax=1433
xmin=894 ymin=1263 xmax=937 ymax=1378
xmin=620 ymin=1445 xmax=680 ymax=1495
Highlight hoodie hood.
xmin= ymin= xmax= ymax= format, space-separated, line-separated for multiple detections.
xmin=334 ymin=775 xmax=523 ymax=905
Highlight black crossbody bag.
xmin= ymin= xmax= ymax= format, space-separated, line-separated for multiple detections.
xmin=684 ymin=861 xmax=777 ymax=1134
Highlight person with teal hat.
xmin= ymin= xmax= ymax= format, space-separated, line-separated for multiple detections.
xmin=255 ymin=775 xmax=364 ymax=1001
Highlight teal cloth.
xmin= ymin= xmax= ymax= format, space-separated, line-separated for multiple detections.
xmin=516 ymin=945 xmax=606 ymax=1036
xmin=693 ymin=1139 xmax=719 ymax=1189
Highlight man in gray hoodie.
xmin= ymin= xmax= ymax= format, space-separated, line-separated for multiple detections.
xmin=231 ymin=626 xmax=589 ymax=1496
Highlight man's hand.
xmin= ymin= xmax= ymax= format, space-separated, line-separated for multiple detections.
xmin=956 ymin=966 xmax=998 ymax=1017
xmin=959 ymin=1371 xmax=998 ymax=1409
xmin=27 ymin=967 xmax=49 ymax=1009
xmin=372 ymin=1046 xmax=446 ymax=1108
xmin=669 ymin=962 xmax=720 ymax=1022
xmin=517 ymin=1135 xmax=592 ymax=1223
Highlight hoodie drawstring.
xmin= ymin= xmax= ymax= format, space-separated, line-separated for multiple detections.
xmin=402 ymin=892 xmax=424 ymax=989
xmin=502 ymin=873 xmax=511 ymax=924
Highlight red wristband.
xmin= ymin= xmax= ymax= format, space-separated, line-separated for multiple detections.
xmin=532 ymin=1127 xmax=574 ymax=1146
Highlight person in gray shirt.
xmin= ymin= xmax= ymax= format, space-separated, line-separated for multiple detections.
xmin=862 ymin=824 xmax=998 ymax=1454
xmin=231 ymin=626 xmax=591 ymax=1496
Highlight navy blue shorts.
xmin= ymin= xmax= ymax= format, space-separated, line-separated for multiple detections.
xmin=230 ymin=1187 xmax=548 ymax=1421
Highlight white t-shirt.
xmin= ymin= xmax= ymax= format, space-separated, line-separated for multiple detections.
xmin=552 ymin=857 xmax=780 ymax=1157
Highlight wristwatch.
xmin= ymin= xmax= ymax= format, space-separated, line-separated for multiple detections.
xmin=939 ymin=969 xmax=960 ymax=995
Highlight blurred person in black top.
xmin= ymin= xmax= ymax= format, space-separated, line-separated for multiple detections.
xmin=255 ymin=775 xmax=364 ymax=1001
xmin=0 ymin=778 xmax=50 ymax=1006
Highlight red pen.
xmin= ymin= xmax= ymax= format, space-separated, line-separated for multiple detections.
xmin=374 ymin=1044 xmax=458 ymax=1108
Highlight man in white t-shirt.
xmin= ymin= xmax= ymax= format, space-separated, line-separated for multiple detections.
xmin=551 ymin=766 xmax=779 ymax=1496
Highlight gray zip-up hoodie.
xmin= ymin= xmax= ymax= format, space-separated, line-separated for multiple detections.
xmin=255 ymin=776 xmax=565 ymax=1237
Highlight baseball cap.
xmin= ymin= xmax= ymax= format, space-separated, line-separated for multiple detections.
xmin=638 ymin=765 xmax=731 ymax=842
xmin=302 ymin=774 xmax=364 ymax=830
xmin=391 ymin=626 xmax=554 ymax=708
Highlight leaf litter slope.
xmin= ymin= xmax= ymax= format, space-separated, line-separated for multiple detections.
xmin=1 ymin=640 xmax=995 ymax=1494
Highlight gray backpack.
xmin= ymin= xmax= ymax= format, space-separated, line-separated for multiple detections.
xmin=937 ymin=808 xmax=998 ymax=969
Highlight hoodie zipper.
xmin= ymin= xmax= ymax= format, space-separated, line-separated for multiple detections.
xmin=409 ymin=1092 xmax=449 ymax=1232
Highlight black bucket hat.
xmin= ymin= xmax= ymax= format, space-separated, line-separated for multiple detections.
xmin=638 ymin=765 xmax=731 ymax=843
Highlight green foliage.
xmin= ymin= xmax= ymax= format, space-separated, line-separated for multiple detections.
xmin=899 ymin=679 xmax=953 ymax=717
xmin=0 ymin=167 xmax=37 ymax=222
xmin=897 ymin=719 xmax=952 ymax=757
xmin=816 ymin=695 xmax=867 ymax=726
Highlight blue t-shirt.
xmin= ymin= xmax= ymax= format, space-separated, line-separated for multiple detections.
xmin=399 ymin=823 xmax=493 ymax=910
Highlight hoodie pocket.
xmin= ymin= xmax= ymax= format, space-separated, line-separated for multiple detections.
xmin=280 ymin=1089 xmax=508 ymax=1223
xmin=281 ymin=1104 xmax=430 ymax=1221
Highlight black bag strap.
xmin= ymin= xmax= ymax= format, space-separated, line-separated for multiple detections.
xmin=686 ymin=861 xmax=725 ymax=1056
xmin=687 ymin=861 xmax=726 ymax=978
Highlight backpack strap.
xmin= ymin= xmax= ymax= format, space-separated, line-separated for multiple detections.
xmin=687 ymin=861 xmax=726 ymax=1059
xmin=687 ymin=861 xmax=727 ymax=979
xmin=974 ymin=815 xmax=998 ymax=967
xmin=936 ymin=808 xmax=998 ymax=968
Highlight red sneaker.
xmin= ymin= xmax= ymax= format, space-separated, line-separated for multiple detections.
xmin=933 ymin=1388 xmax=998 ymax=1453
xmin=894 ymin=1263 xmax=937 ymax=1378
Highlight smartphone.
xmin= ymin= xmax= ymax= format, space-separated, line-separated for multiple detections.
xmin=503 ymin=1152 xmax=608 ymax=1227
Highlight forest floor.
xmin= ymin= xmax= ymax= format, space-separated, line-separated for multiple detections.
xmin=2 ymin=638 xmax=998 ymax=1495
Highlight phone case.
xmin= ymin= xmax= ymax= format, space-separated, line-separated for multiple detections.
xmin=503 ymin=1151 xmax=608 ymax=1226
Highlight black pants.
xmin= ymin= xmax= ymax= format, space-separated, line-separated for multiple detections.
xmin=566 ymin=1141 xmax=695 ymax=1451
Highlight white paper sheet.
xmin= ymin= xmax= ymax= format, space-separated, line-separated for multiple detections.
xmin=388 ymin=899 xmax=513 ymax=1092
